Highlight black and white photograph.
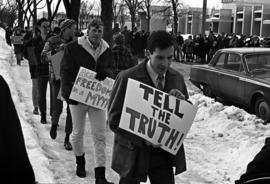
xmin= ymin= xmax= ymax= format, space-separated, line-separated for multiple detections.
xmin=1 ymin=0 xmax=270 ymax=183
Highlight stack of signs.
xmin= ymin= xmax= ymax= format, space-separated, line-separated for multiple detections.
xmin=69 ymin=67 xmax=115 ymax=111
xmin=119 ymin=79 xmax=198 ymax=155
xmin=51 ymin=50 xmax=63 ymax=80
xmin=11 ymin=36 xmax=23 ymax=45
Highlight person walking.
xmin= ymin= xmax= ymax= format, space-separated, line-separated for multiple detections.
xmin=107 ymin=30 xmax=189 ymax=184
xmin=33 ymin=18 xmax=51 ymax=124
xmin=60 ymin=19 xmax=115 ymax=184
xmin=175 ymin=32 xmax=184 ymax=62
xmin=41 ymin=19 xmax=77 ymax=151
xmin=112 ymin=33 xmax=137 ymax=76
xmin=12 ymin=27 xmax=24 ymax=65
xmin=24 ymin=28 xmax=39 ymax=114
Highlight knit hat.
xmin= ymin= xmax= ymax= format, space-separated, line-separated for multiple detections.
xmin=60 ymin=19 xmax=76 ymax=31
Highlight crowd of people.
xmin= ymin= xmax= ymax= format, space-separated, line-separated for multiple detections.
xmin=173 ymin=31 xmax=270 ymax=64
xmin=3 ymin=18 xmax=270 ymax=184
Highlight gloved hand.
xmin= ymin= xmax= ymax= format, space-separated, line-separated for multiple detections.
xmin=65 ymin=98 xmax=78 ymax=105
xmin=95 ymin=72 xmax=108 ymax=81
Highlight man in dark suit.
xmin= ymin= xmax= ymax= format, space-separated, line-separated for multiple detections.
xmin=0 ymin=75 xmax=36 ymax=183
xmin=107 ymin=30 xmax=189 ymax=184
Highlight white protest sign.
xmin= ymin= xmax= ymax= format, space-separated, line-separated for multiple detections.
xmin=11 ymin=36 xmax=23 ymax=45
xmin=51 ymin=50 xmax=63 ymax=80
xmin=69 ymin=67 xmax=114 ymax=110
xmin=119 ymin=79 xmax=197 ymax=155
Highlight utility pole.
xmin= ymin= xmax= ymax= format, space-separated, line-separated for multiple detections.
xmin=201 ymin=0 xmax=207 ymax=35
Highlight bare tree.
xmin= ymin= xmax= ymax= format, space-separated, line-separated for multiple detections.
xmin=202 ymin=0 xmax=207 ymax=35
xmin=101 ymin=0 xmax=113 ymax=46
xmin=124 ymin=0 xmax=142 ymax=31
xmin=46 ymin=0 xmax=62 ymax=25
xmin=171 ymin=0 xmax=178 ymax=34
xmin=0 ymin=0 xmax=17 ymax=28
xmin=163 ymin=0 xmax=187 ymax=34
xmin=140 ymin=0 xmax=152 ymax=32
xmin=79 ymin=0 xmax=94 ymax=30
xmin=15 ymin=0 xmax=24 ymax=28
xmin=22 ymin=0 xmax=43 ymax=27
xmin=14 ymin=0 xmax=44 ymax=29
xmin=113 ymin=0 xmax=126 ymax=29
xmin=63 ymin=0 xmax=81 ymax=22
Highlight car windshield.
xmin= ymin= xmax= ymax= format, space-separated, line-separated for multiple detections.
xmin=245 ymin=53 xmax=270 ymax=73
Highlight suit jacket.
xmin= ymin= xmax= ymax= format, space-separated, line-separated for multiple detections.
xmin=107 ymin=61 xmax=188 ymax=180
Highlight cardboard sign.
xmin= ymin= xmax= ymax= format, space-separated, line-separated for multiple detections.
xmin=69 ymin=67 xmax=114 ymax=110
xmin=119 ymin=79 xmax=197 ymax=155
xmin=51 ymin=51 xmax=63 ymax=80
xmin=11 ymin=36 xmax=23 ymax=45
xmin=27 ymin=47 xmax=37 ymax=65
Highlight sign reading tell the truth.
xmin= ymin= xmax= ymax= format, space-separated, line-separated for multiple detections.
xmin=69 ymin=67 xmax=114 ymax=111
xmin=119 ymin=79 xmax=197 ymax=155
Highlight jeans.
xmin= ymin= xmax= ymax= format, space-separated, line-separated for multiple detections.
xmin=51 ymin=80 xmax=72 ymax=134
xmin=69 ymin=104 xmax=106 ymax=167
xmin=31 ymin=78 xmax=38 ymax=109
xmin=38 ymin=76 xmax=51 ymax=115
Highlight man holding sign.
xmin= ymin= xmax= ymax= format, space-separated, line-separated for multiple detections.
xmin=108 ymin=30 xmax=190 ymax=184
xmin=60 ymin=19 xmax=115 ymax=184
xmin=41 ymin=19 xmax=77 ymax=151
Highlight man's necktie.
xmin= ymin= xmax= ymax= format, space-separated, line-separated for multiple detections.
xmin=156 ymin=74 xmax=164 ymax=90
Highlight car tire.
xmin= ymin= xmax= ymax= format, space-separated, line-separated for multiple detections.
xmin=202 ymin=84 xmax=214 ymax=98
xmin=255 ymin=97 xmax=270 ymax=120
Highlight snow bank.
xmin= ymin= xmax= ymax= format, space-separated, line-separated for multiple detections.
xmin=0 ymin=28 xmax=54 ymax=183
xmin=177 ymin=91 xmax=270 ymax=183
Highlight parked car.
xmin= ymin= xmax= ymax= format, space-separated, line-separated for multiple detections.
xmin=189 ymin=48 xmax=270 ymax=120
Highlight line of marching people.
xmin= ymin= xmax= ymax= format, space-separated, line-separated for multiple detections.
xmin=4 ymin=18 xmax=270 ymax=184
xmin=6 ymin=17 xmax=137 ymax=184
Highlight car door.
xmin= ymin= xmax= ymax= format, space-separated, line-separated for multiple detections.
xmin=211 ymin=52 xmax=227 ymax=97
xmin=217 ymin=53 xmax=246 ymax=103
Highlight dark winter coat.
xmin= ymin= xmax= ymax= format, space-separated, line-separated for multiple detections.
xmin=0 ymin=75 xmax=36 ymax=184
xmin=112 ymin=44 xmax=137 ymax=75
xmin=107 ymin=61 xmax=188 ymax=181
xmin=60 ymin=36 xmax=115 ymax=105
xmin=32 ymin=34 xmax=49 ymax=77
xmin=235 ymin=137 xmax=270 ymax=184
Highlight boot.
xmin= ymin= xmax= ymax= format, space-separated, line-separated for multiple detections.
xmin=33 ymin=107 xmax=39 ymax=115
xmin=64 ymin=134 xmax=72 ymax=151
xmin=95 ymin=167 xmax=114 ymax=184
xmin=40 ymin=113 xmax=47 ymax=124
xmin=50 ymin=124 xmax=58 ymax=139
xmin=76 ymin=154 xmax=86 ymax=178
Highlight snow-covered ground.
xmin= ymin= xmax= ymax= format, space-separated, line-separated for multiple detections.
xmin=1 ymin=28 xmax=270 ymax=184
